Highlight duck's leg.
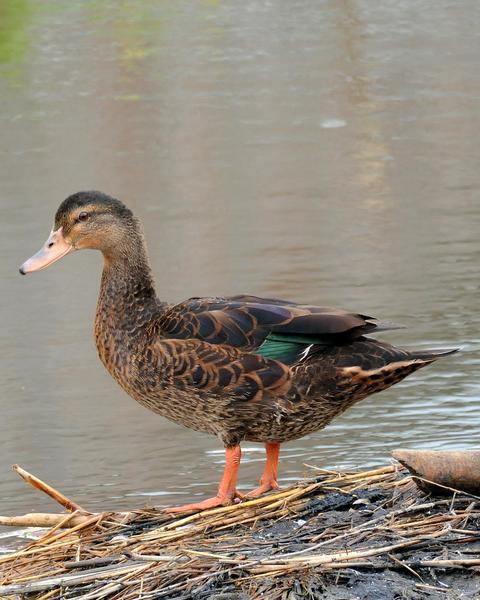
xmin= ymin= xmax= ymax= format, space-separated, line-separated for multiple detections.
xmin=246 ymin=442 xmax=280 ymax=498
xmin=166 ymin=445 xmax=242 ymax=513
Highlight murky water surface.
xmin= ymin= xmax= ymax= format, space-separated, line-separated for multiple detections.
xmin=1 ymin=1 xmax=480 ymax=524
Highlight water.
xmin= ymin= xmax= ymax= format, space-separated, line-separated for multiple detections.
xmin=1 ymin=1 xmax=479 ymax=521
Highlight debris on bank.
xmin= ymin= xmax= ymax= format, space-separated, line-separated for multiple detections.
xmin=0 ymin=462 xmax=479 ymax=599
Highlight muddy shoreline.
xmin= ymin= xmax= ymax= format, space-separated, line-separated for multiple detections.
xmin=1 ymin=465 xmax=479 ymax=599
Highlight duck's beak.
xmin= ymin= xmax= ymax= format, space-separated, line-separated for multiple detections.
xmin=19 ymin=227 xmax=74 ymax=275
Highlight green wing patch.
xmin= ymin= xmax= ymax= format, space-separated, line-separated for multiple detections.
xmin=257 ymin=333 xmax=322 ymax=364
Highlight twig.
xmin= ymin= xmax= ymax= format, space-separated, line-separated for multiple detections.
xmin=388 ymin=552 xmax=424 ymax=581
xmin=13 ymin=465 xmax=87 ymax=513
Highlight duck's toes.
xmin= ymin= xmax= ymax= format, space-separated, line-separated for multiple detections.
xmin=165 ymin=490 xmax=243 ymax=513
xmin=245 ymin=479 xmax=280 ymax=498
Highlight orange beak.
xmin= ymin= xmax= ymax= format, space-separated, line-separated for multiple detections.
xmin=19 ymin=227 xmax=74 ymax=275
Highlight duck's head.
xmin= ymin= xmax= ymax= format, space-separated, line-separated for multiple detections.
xmin=19 ymin=191 xmax=137 ymax=274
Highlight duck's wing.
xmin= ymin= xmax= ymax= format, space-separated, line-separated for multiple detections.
xmin=157 ymin=295 xmax=403 ymax=359
xmin=156 ymin=338 xmax=292 ymax=402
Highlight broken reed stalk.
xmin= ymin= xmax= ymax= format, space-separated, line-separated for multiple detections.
xmin=12 ymin=464 xmax=87 ymax=513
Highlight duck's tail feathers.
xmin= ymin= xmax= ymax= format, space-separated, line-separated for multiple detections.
xmin=408 ymin=347 xmax=460 ymax=362
xmin=368 ymin=320 xmax=407 ymax=333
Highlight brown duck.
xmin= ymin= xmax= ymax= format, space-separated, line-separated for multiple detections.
xmin=20 ymin=191 xmax=458 ymax=512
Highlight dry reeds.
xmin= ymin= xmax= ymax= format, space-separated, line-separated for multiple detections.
xmin=0 ymin=463 xmax=479 ymax=599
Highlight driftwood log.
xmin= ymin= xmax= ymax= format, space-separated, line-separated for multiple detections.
xmin=392 ymin=449 xmax=480 ymax=496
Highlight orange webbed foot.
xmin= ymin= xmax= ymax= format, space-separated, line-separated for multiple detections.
xmin=166 ymin=489 xmax=244 ymax=513
xmin=245 ymin=479 xmax=280 ymax=498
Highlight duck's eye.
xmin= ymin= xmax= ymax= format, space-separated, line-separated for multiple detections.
xmin=78 ymin=211 xmax=89 ymax=222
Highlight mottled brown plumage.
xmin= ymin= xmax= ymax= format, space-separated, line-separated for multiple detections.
xmin=20 ymin=191 xmax=458 ymax=512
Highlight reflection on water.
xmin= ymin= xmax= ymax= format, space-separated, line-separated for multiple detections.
xmin=1 ymin=1 xmax=479 ymax=518
xmin=0 ymin=0 xmax=33 ymax=74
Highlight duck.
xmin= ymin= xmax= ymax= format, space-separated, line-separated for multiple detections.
xmin=19 ymin=191 xmax=458 ymax=513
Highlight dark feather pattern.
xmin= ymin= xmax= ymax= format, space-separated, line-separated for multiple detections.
xmin=158 ymin=296 xmax=401 ymax=352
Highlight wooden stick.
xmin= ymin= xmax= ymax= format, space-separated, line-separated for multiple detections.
xmin=0 ymin=512 xmax=91 ymax=528
xmin=12 ymin=465 xmax=87 ymax=513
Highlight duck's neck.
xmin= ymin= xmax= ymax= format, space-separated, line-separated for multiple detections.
xmin=95 ymin=232 xmax=161 ymax=336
